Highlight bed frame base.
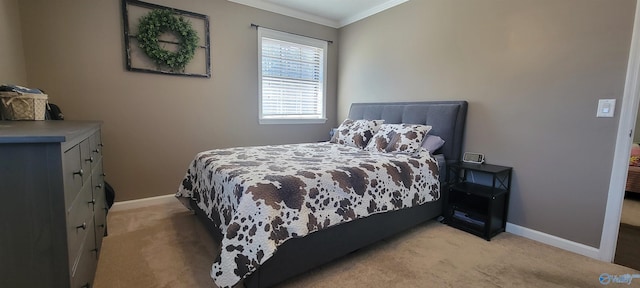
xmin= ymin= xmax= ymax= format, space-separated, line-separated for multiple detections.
xmin=191 ymin=198 xmax=443 ymax=288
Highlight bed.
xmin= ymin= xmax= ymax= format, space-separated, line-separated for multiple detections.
xmin=629 ymin=144 xmax=640 ymax=193
xmin=627 ymin=166 xmax=640 ymax=193
xmin=176 ymin=101 xmax=468 ymax=288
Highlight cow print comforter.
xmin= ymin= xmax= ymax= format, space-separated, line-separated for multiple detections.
xmin=176 ymin=142 xmax=440 ymax=288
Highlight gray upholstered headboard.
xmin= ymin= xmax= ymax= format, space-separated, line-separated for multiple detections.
xmin=347 ymin=101 xmax=468 ymax=163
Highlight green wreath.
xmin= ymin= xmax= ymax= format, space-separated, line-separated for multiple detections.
xmin=137 ymin=9 xmax=199 ymax=71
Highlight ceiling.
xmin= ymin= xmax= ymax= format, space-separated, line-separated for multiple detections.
xmin=228 ymin=0 xmax=409 ymax=28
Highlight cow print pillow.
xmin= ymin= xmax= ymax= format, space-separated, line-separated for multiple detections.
xmin=381 ymin=124 xmax=432 ymax=154
xmin=330 ymin=119 xmax=384 ymax=149
xmin=364 ymin=124 xmax=397 ymax=152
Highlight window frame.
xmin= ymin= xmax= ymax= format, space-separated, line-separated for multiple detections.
xmin=258 ymin=27 xmax=328 ymax=125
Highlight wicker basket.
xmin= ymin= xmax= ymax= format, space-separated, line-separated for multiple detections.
xmin=0 ymin=92 xmax=48 ymax=120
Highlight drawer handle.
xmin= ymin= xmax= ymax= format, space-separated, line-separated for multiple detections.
xmin=98 ymin=224 xmax=105 ymax=228
xmin=76 ymin=222 xmax=87 ymax=230
xmin=85 ymin=156 xmax=94 ymax=163
xmin=93 ymin=148 xmax=100 ymax=154
xmin=73 ymin=169 xmax=84 ymax=176
xmin=91 ymin=248 xmax=99 ymax=253
xmin=99 ymin=143 xmax=104 ymax=147
xmin=88 ymin=199 xmax=96 ymax=205
xmin=101 ymin=173 xmax=106 ymax=177
xmin=95 ymin=184 xmax=103 ymax=189
xmin=81 ymin=283 xmax=90 ymax=288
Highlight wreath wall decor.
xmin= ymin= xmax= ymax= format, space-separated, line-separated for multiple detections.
xmin=137 ymin=9 xmax=199 ymax=71
xmin=122 ymin=0 xmax=211 ymax=78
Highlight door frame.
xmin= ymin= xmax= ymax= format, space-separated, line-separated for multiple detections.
xmin=600 ymin=0 xmax=640 ymax=262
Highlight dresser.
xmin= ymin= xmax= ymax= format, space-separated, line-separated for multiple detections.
xmin=0 ymin=121 xmax=107 ymax=288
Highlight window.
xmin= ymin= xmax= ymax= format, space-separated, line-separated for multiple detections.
xmin=258 ymin=27 xmax=328 ymax=124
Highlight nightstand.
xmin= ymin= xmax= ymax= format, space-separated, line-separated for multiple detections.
xmin=445 ymin=162 xmax=512 ymax=240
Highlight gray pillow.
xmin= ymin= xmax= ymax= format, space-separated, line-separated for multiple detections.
xmin=421 ymin=135 xmax=445 ymax=153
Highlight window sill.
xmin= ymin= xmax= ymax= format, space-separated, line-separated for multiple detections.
xmin=259 ymin=118 xmax=328 ymax=125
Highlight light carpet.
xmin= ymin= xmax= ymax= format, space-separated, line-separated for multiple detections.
xmin=94 ymin=200 xmax=639 ymax=288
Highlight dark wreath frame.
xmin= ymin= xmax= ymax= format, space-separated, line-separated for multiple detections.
xmin=122 ymin=0 xmax=211 ymax=78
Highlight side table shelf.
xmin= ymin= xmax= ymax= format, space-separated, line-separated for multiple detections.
xmin=446 ymin=162 xmax=512 ymax=240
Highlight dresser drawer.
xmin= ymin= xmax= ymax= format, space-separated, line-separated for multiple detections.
xmin=63 ymin=144 xmax=84 ymax=208
xmin=94 ymin=203 xmax=107 ymax=254
xmin=71 ymin=220 xmax=97 ymax=288
xmin=94 ymin=198 xmax=107 ymax=251
xmin=80 ymin=139 xmax=92 ymax=184
xmin=92 ymin=159 xmax=107 ymax=253
xmin=91 ymin=159 xmax=104 ymax=197
xmin=89 ymin=132 xmax=103 ymax=169
xmin=66 ymin=183 xmax=94 ymax=272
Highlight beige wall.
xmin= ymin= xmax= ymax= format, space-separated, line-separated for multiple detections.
xmin=9 ymin=0 xmax=636 ymax=248
xmin=0 ymin=0 xmax=27 ymax=85
xmin=17 ymin=0 xmax=338 ymax=201
xmin=338 ymin=0 xmax=635 ymax=247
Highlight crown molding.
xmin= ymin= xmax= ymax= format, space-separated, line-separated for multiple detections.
xmin=228 ymin=0 xmax=340 ymax=28
xmin=339 ymin=0 xmax=409 ymax=27
xmin=228 ymin=0 xmax=409 ymax=28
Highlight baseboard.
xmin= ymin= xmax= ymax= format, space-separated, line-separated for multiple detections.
xmin=110 ymin=194 xmax=177 ymax=212
xmin=506 ymin=222 xmax=600 ymax=259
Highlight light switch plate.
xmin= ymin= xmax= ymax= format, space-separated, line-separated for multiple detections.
xmin=597 ymin=99 xmax=616 ymax=118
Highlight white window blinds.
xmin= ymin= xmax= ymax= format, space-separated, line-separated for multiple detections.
xmin=258 ymin=28 xmax=327 ymax=124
